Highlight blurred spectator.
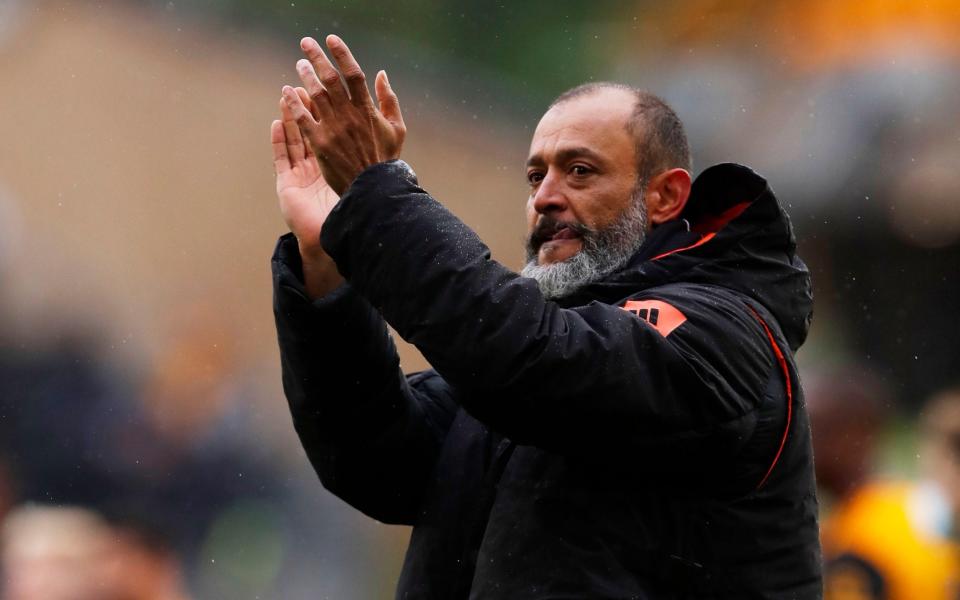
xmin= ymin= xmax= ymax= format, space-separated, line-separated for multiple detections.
xmin=807 ymin=368 xmax=890 ymax=504
xmin=1 ymin=504 xmax=190 ymax=600
xmin=103 ymin=302 xmax=286 ymax=566
xmin=0 ymin=302 xmax=289 ymax=595
xmin=0 ymin=332 xmax=130 ymax=508
xmin=919 ymin=387 xmax=960 ymax=514
xmin=811 ymin=371 xmax=960 ymax=599
xmin=2 ymin=505 xmax=118 ymax=600
xmin=0 ymin=461 xmax=13 ymax=525
xmin=103 ymin=511 xmax=192 ymax=600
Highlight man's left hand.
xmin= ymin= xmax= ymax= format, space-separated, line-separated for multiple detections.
xmin=283 ymin=35 xmax=406 ymax=196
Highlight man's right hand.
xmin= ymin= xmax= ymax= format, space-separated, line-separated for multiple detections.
xmin=272 ymin=89 xmax=344 ymax=298
xmin=284 ymin=35 xmax=405 ymax=196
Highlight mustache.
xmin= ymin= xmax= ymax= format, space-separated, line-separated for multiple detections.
xmin=527 ymin=216 xmax=592 ymax=252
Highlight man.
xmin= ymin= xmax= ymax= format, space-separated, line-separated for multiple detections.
xmin=806 ymin=369 xmax=890 ymax=507
xmin=271 ymin=35 xmax=822 ymax=598
xmin=805 ymin=368 xmax=909 ymax=599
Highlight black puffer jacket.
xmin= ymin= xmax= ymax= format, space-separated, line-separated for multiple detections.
xmin=272 ymin=161 xmax=822 ymax=599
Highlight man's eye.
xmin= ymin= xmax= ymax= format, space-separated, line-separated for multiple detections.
xmin=527 ymin=171 xmax=544 ymax=185
xmin=570 ymin=165 xmax=591 ymax=176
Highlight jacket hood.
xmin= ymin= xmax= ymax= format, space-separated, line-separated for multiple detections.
xmin=565 ymin=163 xmax=813 ymax=351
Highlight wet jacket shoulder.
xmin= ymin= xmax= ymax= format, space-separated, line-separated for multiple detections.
xmin=272 ymin=160 xmax=822 ymax=598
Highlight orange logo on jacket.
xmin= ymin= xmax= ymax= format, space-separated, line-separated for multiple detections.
xmin=621 ymin=300 xmax=687 ymax=337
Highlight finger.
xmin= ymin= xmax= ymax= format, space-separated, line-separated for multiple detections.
xmin=282 ymin=85 xmax=325 ymax=152
xmin=270 ymin=119 xmax=290 ymax=174
xmin=295 ymin=86 xmax=321 ymax=120
xmin=294 ymin=88 xmax=320 ymax=161
xmin=282 ymin=84 xmax=315 ymax=126
xmin=295 ymin=59 xmax=335 ymax=121
xmin=302 ymin=134 xmax=317 ymax=162
xmin=279 ymin=97 xmax=306 ymax=163
xmin=326 ymin=35 xmax=374 ymax=109
xmin=375 ymin=70 xmax=404 ymax=126
xmin=300 ymin=37 xmax=349 ymax=106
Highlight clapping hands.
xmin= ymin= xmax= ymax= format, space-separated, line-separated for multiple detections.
xmin=282 ymin=35 xmax=406 ymax=196
xmin=271 ymin=35 xmax=406 ymax=297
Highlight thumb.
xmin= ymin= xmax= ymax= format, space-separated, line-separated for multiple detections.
xmin=375 ymin=70 xmax=404 ymax=126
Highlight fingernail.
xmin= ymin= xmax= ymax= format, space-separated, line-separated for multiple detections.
xmin=327 ymin=34 xmax=342 ymax=46
xmin=383 ymin=71 xmax=390 ymax=85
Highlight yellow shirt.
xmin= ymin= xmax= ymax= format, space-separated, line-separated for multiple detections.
xmin=821 ymin=480 xmax=960 ymax=600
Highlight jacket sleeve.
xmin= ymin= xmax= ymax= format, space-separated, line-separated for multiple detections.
xmin=320 ymin=161 xmax=778 ymax=463
xmin=272 ymin=233 xmax=458 ymax=524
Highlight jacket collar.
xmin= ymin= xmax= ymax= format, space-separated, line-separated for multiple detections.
xmin=555 ymin=163 xmax=813 ymax=351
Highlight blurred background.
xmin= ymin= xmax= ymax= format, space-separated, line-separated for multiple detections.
xmin=1 ymin=0 xmax=958 ymax=598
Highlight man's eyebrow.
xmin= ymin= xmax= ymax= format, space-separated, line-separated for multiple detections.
xmin=526 ymin=146 xmax=608 ymax=168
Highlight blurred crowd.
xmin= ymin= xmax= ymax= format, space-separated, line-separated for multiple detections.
xmin=0 ymin=310 xmax=261 ymax=598
xmin=810 ymin=369 xmax=960 ymax=599
xmin=0 ymin=301 xmax=404 ymax=599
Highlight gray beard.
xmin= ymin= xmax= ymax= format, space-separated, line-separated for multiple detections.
xmin=521 ymin=190 xmax=649 ymax=300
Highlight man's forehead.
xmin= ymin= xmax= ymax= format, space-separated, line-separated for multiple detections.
xmin=528 ymin=90 xmax=636 ymax=162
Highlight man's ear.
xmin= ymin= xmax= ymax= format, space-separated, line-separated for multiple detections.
xmin=643 ymin=168 xmax=692 ymax=226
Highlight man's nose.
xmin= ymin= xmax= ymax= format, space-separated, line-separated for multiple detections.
xmin=531 ymin=171 xmax=569 ymax=215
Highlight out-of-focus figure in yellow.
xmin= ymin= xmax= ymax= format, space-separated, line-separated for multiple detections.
xmin=810 ymin=373 xmax=960 ymax=600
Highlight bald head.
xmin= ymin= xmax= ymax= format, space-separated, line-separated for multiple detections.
xmin=548 ymin=82 xmax=691 ymax=183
